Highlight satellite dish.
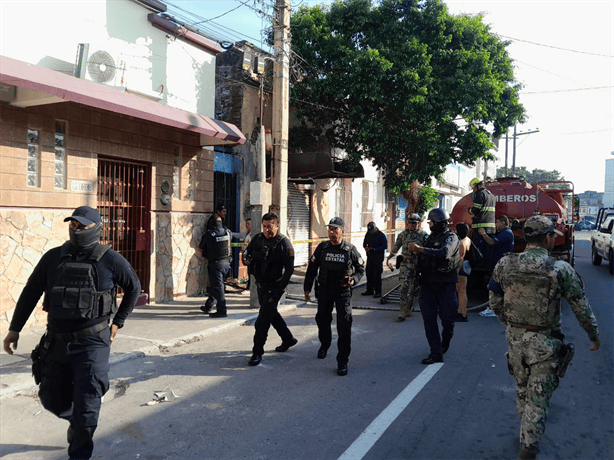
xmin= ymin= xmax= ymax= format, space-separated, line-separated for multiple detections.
xmin=87 ymin=50 xmax=116 ymax=84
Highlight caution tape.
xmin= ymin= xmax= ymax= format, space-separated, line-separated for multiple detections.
xmin=230 ymin=228 xmax=404 ymax=248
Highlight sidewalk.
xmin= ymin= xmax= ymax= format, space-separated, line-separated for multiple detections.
xmin=0 ymin=271 xmax=399 ymax=400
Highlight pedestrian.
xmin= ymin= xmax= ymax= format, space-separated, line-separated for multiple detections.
xmin=304 ymin=217 xmax=365 ymax=376
xmin=488 ymin=215 xmax=600 ymax=460
xmin=199 ymin=215 xmax=232 ymax=318
xmin=242 ymin=212 xmax=297 ymax=366
xmin=455 ymin=222 xmax=472 ymax=322
xmin=407 ymin=208 xmax=461 ymax=364
xmin=2 ymin=206 xmax=141 ymax=460
xmin=386 ymin=213 xmax=428 ymax=321
xmin=468 ymin=177 xmax=496 ymax=262
xmin=361 ymin=221 xmax=388 ymax=298
xmin=479 ymin=215 xmax=515 ymax=317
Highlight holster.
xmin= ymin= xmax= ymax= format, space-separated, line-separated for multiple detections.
xmin=557 ymin=343 xmax=575 ymax=378
xmin=31 ymin=333 xmax=51 ymax=385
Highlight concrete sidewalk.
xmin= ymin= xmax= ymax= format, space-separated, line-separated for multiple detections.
xmin=0 ymin=271 xmax=400 ymax=400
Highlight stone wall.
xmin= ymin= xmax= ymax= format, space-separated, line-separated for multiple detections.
xmin=154 ymin=211 xmax=209 ymax=302
xmin=1 ymin=209 xmax=69 ymax=333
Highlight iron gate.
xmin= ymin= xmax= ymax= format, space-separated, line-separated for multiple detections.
xmin=98 ymin=157 xmax=151 ymax=295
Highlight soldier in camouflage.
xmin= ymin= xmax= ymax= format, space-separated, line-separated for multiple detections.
xmin=386 ymin=213 xmax=428 ymax=321
xmin=488 ymin=215 xmax=600 ymax=460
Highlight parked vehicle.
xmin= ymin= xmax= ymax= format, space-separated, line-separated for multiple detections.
xmin=576 ymin=219 xmax=596 ymax=231
xmin=591 ymin=208 xmax=614 ymax=275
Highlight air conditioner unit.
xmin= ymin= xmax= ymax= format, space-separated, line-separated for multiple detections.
xmin=74 ymin=43 xmax=126 ymax=87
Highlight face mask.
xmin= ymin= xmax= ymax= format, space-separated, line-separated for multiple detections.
xmin=69 ymin=222 xmax=102 ymax=251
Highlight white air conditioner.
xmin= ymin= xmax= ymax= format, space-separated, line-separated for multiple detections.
xmin=75 ymin=43 xmax=126 ymax=87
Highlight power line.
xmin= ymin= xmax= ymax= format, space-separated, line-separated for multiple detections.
xmin=523 ymin=86 xmax=614 ymax=94
xmin=498 ymin=34 xmax=614 ymax=58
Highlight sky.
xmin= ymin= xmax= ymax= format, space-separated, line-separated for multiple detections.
xmin=167 ymin=0 xmax=614 ymax=194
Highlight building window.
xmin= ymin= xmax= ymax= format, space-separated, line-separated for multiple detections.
xmin=26 ymin=129 xmax=40 ymax=187
xmin=173 ymin=149 xmax=180 ymax=199
xmin=54 ymin=122 xmax=66 ymax=189
xmin=361 ymin=181 xmax=374 ymax=227
xmin=335 ymin=187 xmax=344 ymax=217
xmin=187 ymin=159 xmax=195 ymax=201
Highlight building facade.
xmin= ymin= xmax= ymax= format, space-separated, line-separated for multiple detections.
xmin=0 ymin=0 xmax=245 ymax=333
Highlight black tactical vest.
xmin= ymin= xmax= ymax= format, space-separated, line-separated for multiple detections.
xmin=250 ymin=233 xmax=284 ymax=282
xmin=45 ymin=243 xmax=117 ymax=321
xmin=318 ymin=242 xmax=353 ymax=285
xmin=421 ymin=230 xmax=461 ymax=274
xmin=208 ymin=228 xmax=232 ymax=261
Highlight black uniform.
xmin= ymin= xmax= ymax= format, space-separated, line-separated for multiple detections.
xmin=418 ymin=227 xmax=461 ymax=361
xmin=362 ymin=229 xmax=388 ymax=296
xmin=10 ymin=242 xmax=140 ymax=460
xmin=304 ymin=240 xmax=365 ymax=366
xmin=199 ymin=224 xmax=232 ymax=314
xmin=244 ymin=232 xmax=295 ymax=355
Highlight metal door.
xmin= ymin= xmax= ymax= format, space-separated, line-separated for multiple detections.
xmin=98 ymin=157 xmax=151 ymax=295
xmin=287 ymin=184 xmax=311 ymax=266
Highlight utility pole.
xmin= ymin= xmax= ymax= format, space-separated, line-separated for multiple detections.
xmin=511 ymin=124 xmax=540 ymax=176
xmin=271 ymin=0 xmax=291 ymax=234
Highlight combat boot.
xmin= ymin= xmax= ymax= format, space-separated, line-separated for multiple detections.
xmin=518 ymin=446 xmax=538 ymax=459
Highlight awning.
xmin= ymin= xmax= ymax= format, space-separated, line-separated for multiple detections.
xmin=0 ymin=55 xmax=245 ymax=146
xmin=288 ymin=151 xmax=364 ymax=180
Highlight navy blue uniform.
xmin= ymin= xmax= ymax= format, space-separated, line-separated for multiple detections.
xmin=304 ymin=240 xmax=365 ymax=365
xmin=418 ymin=228 xmax=460 ymax=360
xmin=199 ymin=226 xmax=232 ymax=314
xmin=244 ymin=232 xmax=295 ymax=355
xmin=10 ymin=244 xmax=140 ymax=460
xmin=362 ymin=229 xmax=388 ymax=295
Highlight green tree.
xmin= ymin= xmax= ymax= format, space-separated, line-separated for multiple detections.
xmin=290 ymin=0 xmax=525 ymax=194
xmin=497 ymin=166 xmax=567 ymax=186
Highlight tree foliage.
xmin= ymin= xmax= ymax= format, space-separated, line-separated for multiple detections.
xmin=290 ymin=0 xmax=525 ymax=191
xmin=496 ymin=166 xmax=567 ymax=186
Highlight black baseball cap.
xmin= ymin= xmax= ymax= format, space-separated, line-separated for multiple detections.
xmin=328 ymin=217 xmax=345 ymax=228
xmin=64 ymin=206 xmax=101 ymax=226
xmin=367 ymin=222 xmax=376 ymax=231
xmin=216 ymin=203 xmax=227 ymax=212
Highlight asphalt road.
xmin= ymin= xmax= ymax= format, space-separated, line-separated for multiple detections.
xmin=1 ymin=233 xmax=612 ymax=460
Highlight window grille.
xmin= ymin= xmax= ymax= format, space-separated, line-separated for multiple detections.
xmin=27 ymin=129 xmax=40 ymax=187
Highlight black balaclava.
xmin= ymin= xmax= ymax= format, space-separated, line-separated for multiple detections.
xmin=69 ymin=222 xmax=102 ymax=253
xmin=430 ymin=221 xmax=448 ymax=236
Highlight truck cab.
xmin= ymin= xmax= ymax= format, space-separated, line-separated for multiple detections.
xmin=591 ymin=207 xmax=614 ymax=275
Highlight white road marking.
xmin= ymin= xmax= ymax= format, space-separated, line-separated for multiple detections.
xmin=338 ymin=363 xmax=444 ymax=460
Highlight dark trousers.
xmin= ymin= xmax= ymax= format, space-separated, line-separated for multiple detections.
xmin=419 ymin=281 xmax=457 ymax=359
xmin=365 ymin=255 xmax=384 ymax=294
xmin=39 ymin=327 xmax=111 ymax=460
xmin=316 ymin=288 xmax=353 ymax=365
xmin=207 ymin=260 xmax=231 ymax=313
xmin=252 ymin=286 xmax=293 ymax=355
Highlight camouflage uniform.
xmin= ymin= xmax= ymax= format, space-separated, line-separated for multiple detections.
xmin=489 ymin=243 xmax=599 ymax=455
xmin=388 ymin=227 xmax=428 ymax=318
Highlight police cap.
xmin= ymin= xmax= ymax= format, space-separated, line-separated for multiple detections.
xmin=328 ymin=217 xmax=345 ymax=228
xmin=64 ymin=206 xmax=101 ymax=226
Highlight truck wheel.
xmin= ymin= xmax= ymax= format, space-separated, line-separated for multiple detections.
xmin=592 ymin=247 xmax=602 ymax=266
xmin=609 ymin=251 xmax=613 ymax=275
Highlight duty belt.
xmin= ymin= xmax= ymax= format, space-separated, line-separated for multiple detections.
xmin=509 ymin=322 xmax=550 ymax=332
xmin=47 ymin=321 xmax=109 ymax=342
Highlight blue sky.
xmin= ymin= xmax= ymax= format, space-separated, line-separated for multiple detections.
xmin=168 ymin=0 xmax=613 ymax=194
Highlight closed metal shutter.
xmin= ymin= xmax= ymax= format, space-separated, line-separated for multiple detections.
xmin=287 ymin=184 xmax=311 ymax=266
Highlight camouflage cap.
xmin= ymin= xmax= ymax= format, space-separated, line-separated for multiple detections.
xmin=406 ymin=213 xmax=421 ymax=223
xmin=523 ymin=215 xmax=564 ymax=237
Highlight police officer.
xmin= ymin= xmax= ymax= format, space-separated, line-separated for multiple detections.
xmin=386 ymin=213 xmax=428 ymax=321
xmin=488 ymin=215 xmax=600 ymax=460
xmin=362 ymin=221 xmax=388 ymax=298
xmin=3 ymin=206 xmax=141 ymax=460
xmin=207 ymin=203 xmax=228 ymax=231
xmin=408 ymin=208 xmax=461 ymax=365
xmin=199 ymin=215 xmax=232 ymax=318
xmin=304 ymin=217 xmax=365 ymax=376
xmin=242 ymin=212 xmax=297 ymax=366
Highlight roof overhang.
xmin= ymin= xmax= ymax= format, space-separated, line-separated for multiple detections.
xmin=0 ymin=55 xmax=245 ymax=147
xmin=288 ymin=151 xmax=364 ymax=180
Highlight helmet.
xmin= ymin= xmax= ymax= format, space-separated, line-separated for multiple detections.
xmin=427 ymin=208 xmax=450 ymax=223
xmin=469 ymin=178 xmax=482 ymax=187
xmin=406 ymin=213 xmax=421 ymax=223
